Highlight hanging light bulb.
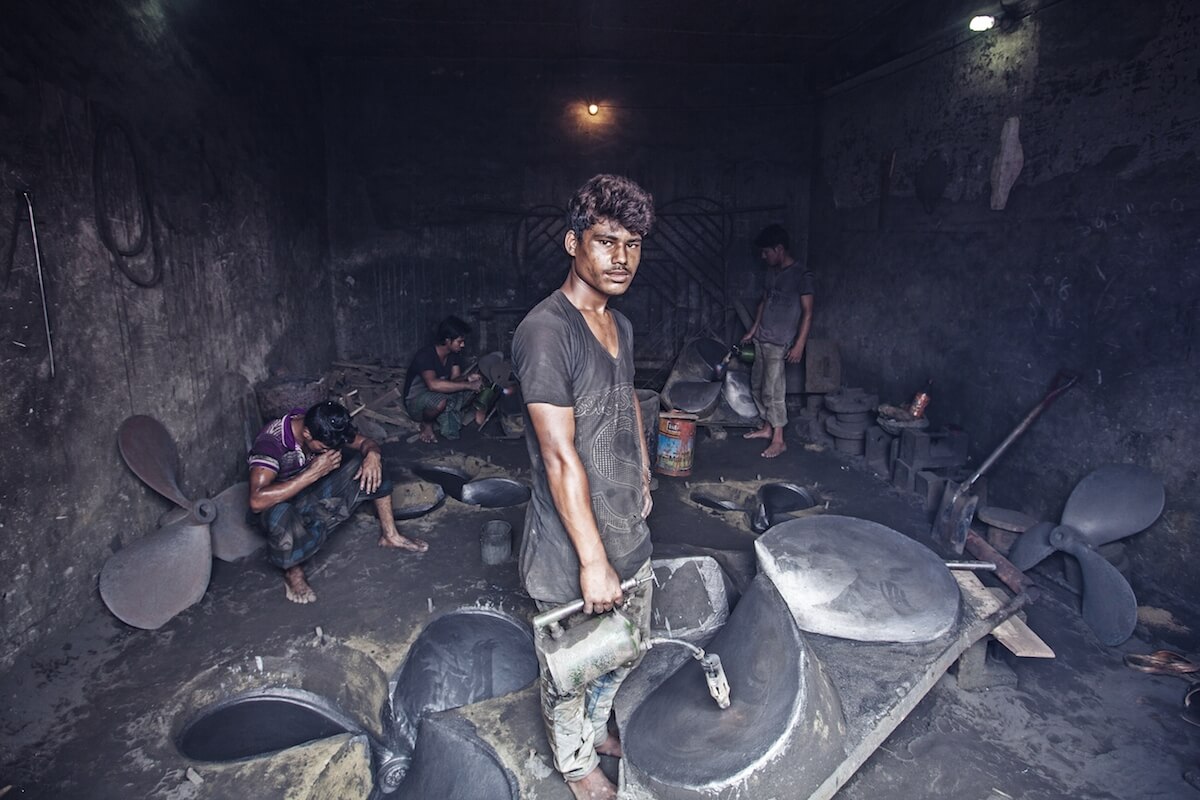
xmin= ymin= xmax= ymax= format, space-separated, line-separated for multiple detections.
xmin=969 ymin=15 xmax=996 ymax=31
xmin=587 ymin=103 xmax=599 ymax=116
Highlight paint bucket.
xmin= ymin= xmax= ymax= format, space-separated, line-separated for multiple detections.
xmin=656 ymin=412 xmax=699 ymax=477
xmin=480 ymin=520 xmax=512 ymax=565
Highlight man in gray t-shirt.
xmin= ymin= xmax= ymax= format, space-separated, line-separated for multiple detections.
xmin=512 ymin=174 xmax=655 ymax=800
xmin=741 ymin=223 xmax=815 ymax=458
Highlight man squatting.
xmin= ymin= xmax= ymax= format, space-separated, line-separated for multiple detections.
xmin=513 ymin=174 xmax=656 ymax=800
xmin=740 ymin=223 xmax=815 ymax=459
xmin=248 ymin=401 xmax=429 ymax=604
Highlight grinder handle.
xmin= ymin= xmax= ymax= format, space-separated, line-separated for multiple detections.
xmin=533 ymin=574 xmax=650 ymax=630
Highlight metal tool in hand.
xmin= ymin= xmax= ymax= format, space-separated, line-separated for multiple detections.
xmin=533 ymin=574 xmax=731 ymax=710
xmin=532 ymin=574 xmax=652 ymax=630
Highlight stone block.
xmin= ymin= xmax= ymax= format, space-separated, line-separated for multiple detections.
xmin=914 ymin=469 xmax=947 ymax=514
xmin=898 ymin=428 xmax=969 ymax=470
xmin=864 ymin=426 xmax=893 ymax=477
xmin=955 ymin=638 xmax=1018 ymax=691
xmin=892 ymin=458 xmax=917 ymax=493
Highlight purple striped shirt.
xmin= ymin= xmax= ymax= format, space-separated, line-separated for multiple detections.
xmin=247 ymin=408 xmax=310 ymax=480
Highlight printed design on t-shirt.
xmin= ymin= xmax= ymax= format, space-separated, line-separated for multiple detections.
xmin=591 ymin=490 xmax=636 ymax=539
xmin=574 ymin=383 xmax=635 ymax=418
xmin=581 ymin=383 xmax=643 ymax=542
xmin=588 ymin=404 xmax=643 ymax=490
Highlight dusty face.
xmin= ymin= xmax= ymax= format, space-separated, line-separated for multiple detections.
xmin=565 ymin=218 xmax=643 ymax=298
xmin=300 ymin=428 xmax=335 ymax=455
xmin=759 ymin=245 xmax=785 ymax=268
xmin=447 ymin=336 xmax=467 ymax=354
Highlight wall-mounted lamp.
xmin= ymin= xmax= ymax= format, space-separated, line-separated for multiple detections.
xmin=969 ymin=14 xmax=996 ymax=31
xmin=587 ymin=103 xmax=599 ymax=116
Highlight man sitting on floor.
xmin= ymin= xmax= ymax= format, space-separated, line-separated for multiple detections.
xmin=404 ymin=315 xmax=485 ymax=443
xmin=248 ymin=400 xmax=428 ymax=604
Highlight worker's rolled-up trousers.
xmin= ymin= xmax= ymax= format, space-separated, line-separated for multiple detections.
xmin=751 ymin=339 xmax=790 ymax=429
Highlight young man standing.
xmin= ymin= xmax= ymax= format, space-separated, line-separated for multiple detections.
xmin=740 ymin=224 xmax=815 ymax=458
xmin=248 ymin=401 xmax=428 ymax=604
xmin=512 ymin=174 xmax=656 ymax=800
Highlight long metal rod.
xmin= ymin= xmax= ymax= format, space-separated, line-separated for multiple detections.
xmin=23 ymin=192 xmax=54 ymax=377
xmin=961 ymin=371 xmax=1077 ymax=492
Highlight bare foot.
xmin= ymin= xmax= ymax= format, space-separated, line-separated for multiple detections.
xmin=380 ymin=532 xmax=429 ymax=552
xmin=474 ymin=407 xmax=487 ymax=427
xmin=566 ymin=767 xmax=617 ymax=800
xmin=761 ymin=441 xmax=787 ymax=458
xmin=595 ymin=732 xmax=622 ymax=758
xmin=743 ymin=426 xmax=772 ymax=440
xmin=283 ymin=565 xmax=316 ymax=604
xmin=418 ymin=424 xmax=436 ymax=444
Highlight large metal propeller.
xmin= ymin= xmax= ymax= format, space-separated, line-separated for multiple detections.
xmin=102 ymin=416 xmax=217 ymax=629
xmin=1008 ymin=464 xmax=1165 ymax=645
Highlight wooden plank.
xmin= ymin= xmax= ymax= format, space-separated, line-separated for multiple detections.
xmin=953 ymin=572 xmax=1054 ymax=658
xmin=359 ymin=408 xmax=411 ymax=427
xmin=992 ymin=616 xmax=1055 ymax=659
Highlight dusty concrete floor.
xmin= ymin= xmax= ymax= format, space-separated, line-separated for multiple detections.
xmin=1 ymin=422 xmax=1198 ymax=799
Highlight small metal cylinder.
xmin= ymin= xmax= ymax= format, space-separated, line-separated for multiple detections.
xmin=480 ymin=520 xmax=512 ymax=565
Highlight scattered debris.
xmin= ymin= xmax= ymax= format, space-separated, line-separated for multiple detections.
xmin=185 ymin=767 xmax=204 ymax=785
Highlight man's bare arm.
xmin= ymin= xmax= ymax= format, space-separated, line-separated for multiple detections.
xmin=786 ymin=294 xmax=815 ymax=363
xmin=248 ymin=453 xmax=341 ymax=513
xmin=349 ymin=433 xmax=384 ymax=494
xmin=630 ymin=389 xmax=653 ymax=519
xmin=421 ymin=368 xmax=482 ymax=394
xmin=742 ymin=296 xmax=766 ymax=343
xmin=527 ymin=402 xmax=622 ymax=614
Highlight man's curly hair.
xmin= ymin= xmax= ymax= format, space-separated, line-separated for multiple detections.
xmin=567 ymin=174 xmax=655 ymax=238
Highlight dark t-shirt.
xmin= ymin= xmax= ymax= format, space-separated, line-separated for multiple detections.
xmin=512 ymin=290 xmax=652 ymax=603
xmin=404 ymin=344 xmax=462 ymax=400
xmin=757 ymin=264 xmax=815 ymax=346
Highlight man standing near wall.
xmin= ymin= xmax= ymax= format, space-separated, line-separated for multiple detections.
xmin=741 ymin=223 xmax=815 ymax=458
xmin=512 ymin=174 xmax=656 ymax=800
xmin=248 ymin=401 xmax=428 ymax=604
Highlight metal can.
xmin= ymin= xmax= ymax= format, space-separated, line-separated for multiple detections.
xmin=909 ymin=391 xmax=930 ymax=419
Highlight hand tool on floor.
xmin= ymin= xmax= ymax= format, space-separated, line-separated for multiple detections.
xmin=932 ymin=370 xmax=1078 ymax=554
xmin=1007 ymin=463 xmax=1164 ymax=645
xmin=944 ymin=560 xmax=996 ymax=571
xmin=534 ymin=575 xmax=731 ymax=709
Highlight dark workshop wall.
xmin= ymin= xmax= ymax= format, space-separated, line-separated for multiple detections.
xmin=0 ymin=1 xmax=330 ymax=668
xmin=322 ymin=57 xmax=814 ymax=367
xmin=810 ymin=0 xmax=1199 ymax=612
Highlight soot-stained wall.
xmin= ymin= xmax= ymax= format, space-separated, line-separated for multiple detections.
xmin=323 ymin=58 xmax=813 ymax=366
xmin=0 ymin=0 xmax=330 ymax=668
xmin=811 ymin=0 xmax=1199 ymax=612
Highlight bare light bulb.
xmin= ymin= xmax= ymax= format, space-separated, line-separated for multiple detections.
xmin=969 ymin=15 xmax=996 ymax=31
xmin=587 ymin=103 xmax=599 ymax=116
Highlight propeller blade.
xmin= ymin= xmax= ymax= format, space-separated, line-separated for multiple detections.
xmin=210 ymin=483 xmax=266 ymax=562
xmin=118 ymin=415 xmax=191 ymax=509
xmin=1050 ymin=525 xmax=1138 ymax=645
xmin=1006 ymin=520 xmax=1057 ymax=571
xmin=1060 ymin=464 xmax=1165 ymax=548
xmin=99 ymin=518 xmax=213 ymax=629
